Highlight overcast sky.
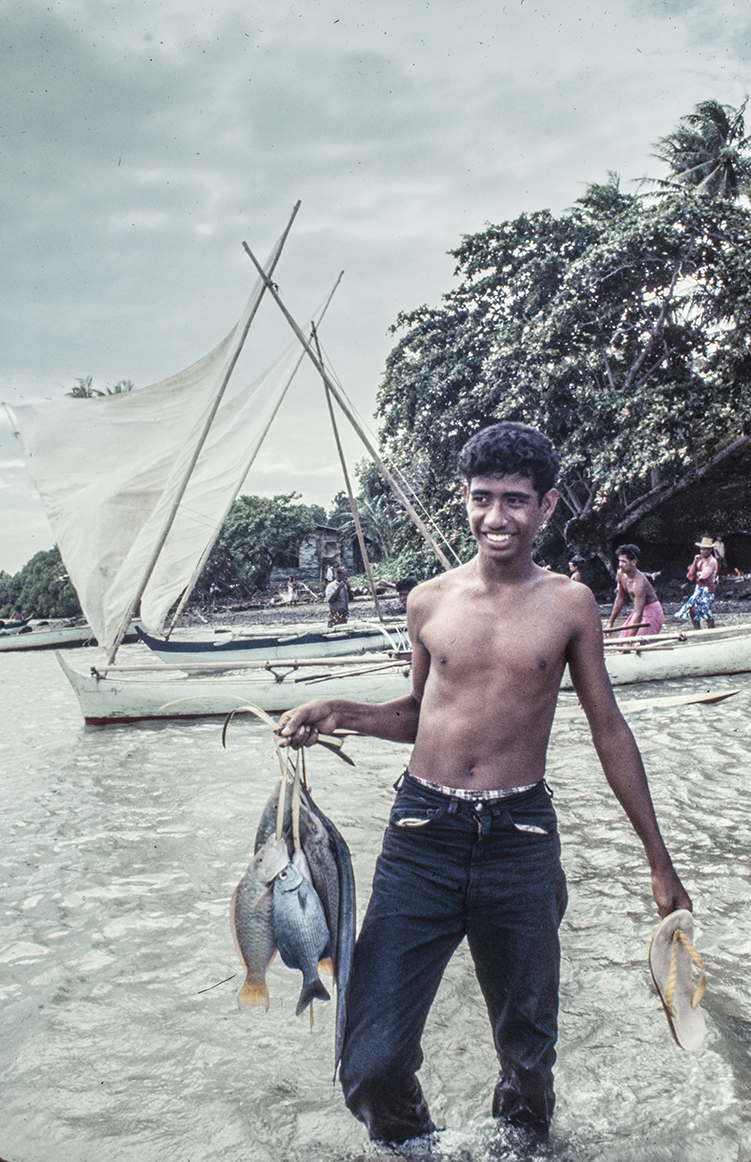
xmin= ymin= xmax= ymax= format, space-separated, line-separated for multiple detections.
xmin=1 ymin=0 xmax=749 ymax=573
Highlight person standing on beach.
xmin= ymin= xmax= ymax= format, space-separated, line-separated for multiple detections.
xmin=676 ymin=536 xmax=719 ymax=629
xmin=280 ymin=422 xmax=690 ymax=1148
xmin=569 ymin=558 xmax=583 ymax=584
xmin=380 ymin=577 xmax=419 ymax=609
xmin=605 ymin=544 xmax=664 ymax=639
xmin=325 ymin=566 xmax=353 ymax=627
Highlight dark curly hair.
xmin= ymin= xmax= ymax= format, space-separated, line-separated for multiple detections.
xmin=458 ymin=422 xmax=559 ymax=501
xmin=616 ymin=544 xmax=640 ymax=562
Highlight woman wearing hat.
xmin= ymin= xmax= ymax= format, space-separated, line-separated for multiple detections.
xmin=676 ymin=537 xmax=719 ymax=629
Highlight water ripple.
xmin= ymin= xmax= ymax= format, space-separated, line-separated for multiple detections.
xmin=1 ymin=653 xmax=750 ymax=1160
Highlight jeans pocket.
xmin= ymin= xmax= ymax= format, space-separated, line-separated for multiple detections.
xmin=510 ymin=821 xmax=549 ymax=835
xmin=505 ymin=798 xmax=558 ymax=837
xmin=389 ymin=805 xmax=445 ymax=830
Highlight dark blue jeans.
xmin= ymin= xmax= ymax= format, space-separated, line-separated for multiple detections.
xmin=339 ymin=774 xmax=568 ymax=1143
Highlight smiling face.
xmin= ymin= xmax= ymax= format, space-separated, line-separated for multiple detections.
xmin=463 ymin=473 xmax=558 ymax=566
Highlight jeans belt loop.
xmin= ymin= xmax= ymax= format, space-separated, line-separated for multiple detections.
xmin=448 ymin=797 xmax=459 ymax=815
xmin=393 ymin=771 xmax=406 ymax=792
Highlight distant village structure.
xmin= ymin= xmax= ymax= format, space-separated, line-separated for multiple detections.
xmin=268 ymin=525 xmax=358 ymax=589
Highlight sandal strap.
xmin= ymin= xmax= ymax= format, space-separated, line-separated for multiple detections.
xmin=664 ymin=928 xmax=707 ymax=1016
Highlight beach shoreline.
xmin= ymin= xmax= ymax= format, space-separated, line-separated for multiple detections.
xmin=171 ymin=591 xmax=751 ymax=631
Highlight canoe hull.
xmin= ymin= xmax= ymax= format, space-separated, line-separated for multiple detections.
xmin=0 ymin=625 xmax=97 ymax=652
xmin=57 ymin=631 xmax=751 ymax=725
xmin=135 ymin=621 xmax=408 ymax=666
xmin=56 ymin=651 xmax=412 ymax=725
xmin=563 ymin=631 xmax=751 ymax=688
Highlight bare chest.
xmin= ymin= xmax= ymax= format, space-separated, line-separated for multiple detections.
xmin=419 ymin=594 xmax=568 ymax=683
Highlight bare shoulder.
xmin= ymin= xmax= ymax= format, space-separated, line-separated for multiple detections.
xmin=538 ymin=568 xmax=602 ymax=637
xmin=408 ymin=567 xmax=469 ymax=608
xmin=405 ymin=566 xmax=472 ymax=636
xmin=540 ymin=566 xmax=597 ymax=608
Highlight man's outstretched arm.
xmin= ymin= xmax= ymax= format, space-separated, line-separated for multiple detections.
xmin=568 ymin=598 xmax=692 ymax=917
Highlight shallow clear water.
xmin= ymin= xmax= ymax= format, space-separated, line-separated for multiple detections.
xmin=2 ymin=649 xmax=751 ymax=1162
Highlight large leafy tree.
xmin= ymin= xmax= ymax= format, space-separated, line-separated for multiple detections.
xmin=377 ymin=177 xmax=751 ymax=570
xmin=192 ymin=493 xmax=323 ymax=600
xmin=0 ymin=547 xmax=82 ymax=619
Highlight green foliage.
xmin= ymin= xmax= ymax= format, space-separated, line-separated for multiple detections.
xmin=0 ymin=571 xmax=14 ymax=615
xmin=194 ymin=493 xmax=320 ymax=599
xmin=67 ymin=376 xmax=134 ymax=398
xmin=327 ymin=466 xmax=408 ymax=563
xmin=326 ymin=491 xmax=352 ymax=529
xmin=372 ymin=545 xmax=450 ymax=584
xmin=335 ymin=494 xmax=403 ymax=561
xmin=0 ymin=547 xmax=82 ymax=618
xmin=650 ymin=99 xmax=751 ymax=199
xmin=376 ymin=162 xmax=751 ymax=565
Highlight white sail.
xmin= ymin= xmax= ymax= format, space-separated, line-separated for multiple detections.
xmin=7 ymin=331 xmax=303 ymax=649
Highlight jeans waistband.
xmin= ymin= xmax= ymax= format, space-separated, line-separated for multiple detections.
xmin=404 ymin=770 xmax=542 ymax=802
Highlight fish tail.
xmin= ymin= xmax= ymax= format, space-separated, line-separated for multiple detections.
xmin=296 ymin=978 xmax=330 ymax=1016
xmin=238 ymin=980 xmax=270 ymax=1011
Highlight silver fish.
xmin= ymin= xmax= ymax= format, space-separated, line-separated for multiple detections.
xmin=255 ymin=834 xmax=289 ymax=884
xmin=272 ymin=862 xmax=331 ymax=1016
xmin=292 ymin=847 xmax=313 ymax=883
xmin=302 ymin=787 xmax=356 ymax=1074
xmin=230 ymin=841 xmax=285 ymax=1011
xmin=254 ymin=780 xmax=292 ymax=856
xmin=299 ymin=802 xmax=340 ymax=972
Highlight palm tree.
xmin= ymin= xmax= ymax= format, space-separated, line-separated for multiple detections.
xmin=338 ymin=494 xmax=401 ymax=562
xmin=651 ymin=99 xmax=751 ymax=199
xmin=67 ymin=377 xmax=134 ymax=398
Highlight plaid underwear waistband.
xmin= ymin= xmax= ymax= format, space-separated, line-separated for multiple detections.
xmin=406 ymin=772 xmax=541 ymax=801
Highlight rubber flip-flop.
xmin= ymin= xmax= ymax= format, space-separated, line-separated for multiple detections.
xmin=648 ymin=909 xmax=707 ymax=1051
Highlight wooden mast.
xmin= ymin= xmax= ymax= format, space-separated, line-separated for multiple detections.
xmin=106 ymin=202 xmax=301 ymax=664
xmin=311 ymin=323 xmax=385 ymax=622
xmin=241 ymin=242 xmax=453 ymax=573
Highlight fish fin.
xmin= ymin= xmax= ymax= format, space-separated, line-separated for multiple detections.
xmin=238 ymin=980 xmax=269 ymax=1011
xmin=296 ymin=978 xmax=330 ymax=1016
xmin=319 ymin=956 xmax=334 ymax=977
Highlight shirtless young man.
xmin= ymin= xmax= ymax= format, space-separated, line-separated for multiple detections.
xmin=280 ymin=423 xmax=690 ymax=1146
xmin=605 ymin=544 xmax=664 ymax=639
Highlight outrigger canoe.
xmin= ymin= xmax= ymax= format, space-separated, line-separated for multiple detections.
xmin=0 ymin=621 xmax=97 ymax=652
xmin=56 ymin=649 xmax=412 ymax=725
xmin=583 ymin=622 xmax=751 ymax=688
xmin=135 ymin=619 xmax=409 ymax=666
xmin=56 ymin=623 xmax=751 ymax=726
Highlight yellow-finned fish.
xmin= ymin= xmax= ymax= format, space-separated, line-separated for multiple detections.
xmin=230 ymin=834 xmax=289 ymax=1010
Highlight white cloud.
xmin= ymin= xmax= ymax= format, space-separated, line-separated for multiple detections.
xmin=2 ymin=0 xmax=751 ymax=571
